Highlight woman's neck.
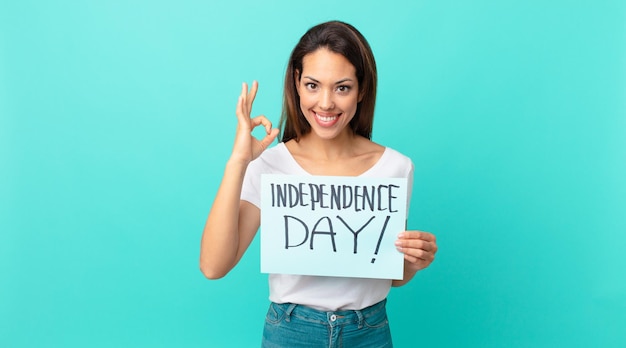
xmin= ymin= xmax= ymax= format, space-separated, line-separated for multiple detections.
xmin=295 ymin=131 xmax=361 ymax=161
xmin=284 ymin=130 xmax=383 ymax=176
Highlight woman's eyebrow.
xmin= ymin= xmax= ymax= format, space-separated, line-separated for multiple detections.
xmin=302 ymin=76 xmax=355 ymax=84
xmin=302 ymin=76 xmax=320 ymax=83
xmin=334 ymin=78 xmax=354 ymax=84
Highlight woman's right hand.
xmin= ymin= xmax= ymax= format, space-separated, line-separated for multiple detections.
xmin=230 ymin=81 xmax=280 ymax=165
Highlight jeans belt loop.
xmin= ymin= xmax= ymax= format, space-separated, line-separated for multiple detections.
xmin=285 ymin=303 xmax=297 ymax=322
xmin=355 ymin=309 xmax=364 ymax=329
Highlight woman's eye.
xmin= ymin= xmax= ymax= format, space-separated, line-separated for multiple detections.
xmin=305 ymin=83 xmax=317 ymax=90
xmin=337 ymin=85 xmax=351 ymax=93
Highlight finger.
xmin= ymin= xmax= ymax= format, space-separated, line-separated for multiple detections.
xmin=403 ymin=254 xmax=430 ymax=269
xmin=235 ymin=96 xmax=250 ymax=127
xmin=404 ymin=253 xmax=423 ymax=265
xmin=399 ymin=246 xmax=435 ymax=262
xmin=240 ymin=82 xmax=249 ymax=116
xmin=398 ymin=231 xmax=436 ymax=242
xmin=258 ymin=128 xmax=280 ymax=151
xmin=235 ymin=95 xmax=247 ymax=124
xmin=250 ymin=115 xmax=273 ymax=134
xmin=395 ymin=239 xmax=437 ymax=253
xmin=247 ymin=80 xmax=259 ymax=111
xmin=240 ymin=82 xmax=249 ymax=102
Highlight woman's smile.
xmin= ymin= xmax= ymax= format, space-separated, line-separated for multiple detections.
xmin=314 ymin=111 xmax=341 ymax=127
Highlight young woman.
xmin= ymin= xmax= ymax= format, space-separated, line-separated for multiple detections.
xmin=200 ymin=21 xmax=438 ymax=347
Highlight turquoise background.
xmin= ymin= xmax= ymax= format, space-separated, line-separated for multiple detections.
xmin=1 ymin=1 xmax=625 ymax=347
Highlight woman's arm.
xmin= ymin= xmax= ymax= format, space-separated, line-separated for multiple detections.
xmin=199 ymin=81 xmax=279 ymax=279
xmin=199 ymin=162 xmax=259 ymax=279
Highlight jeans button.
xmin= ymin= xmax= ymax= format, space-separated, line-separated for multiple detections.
xmin=330 ymin=314 xmax=337 ymax=321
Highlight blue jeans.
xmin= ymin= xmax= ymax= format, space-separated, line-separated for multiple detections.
xmin=261 ymin=299 xmax=393 ymax=348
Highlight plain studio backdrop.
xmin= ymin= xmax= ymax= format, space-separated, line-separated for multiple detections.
xmin=1 ymin=1 xmax=625 ymax=347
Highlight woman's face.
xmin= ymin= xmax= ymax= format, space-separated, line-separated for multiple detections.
xmin=296 ymin=48 xmax=360 ymax=140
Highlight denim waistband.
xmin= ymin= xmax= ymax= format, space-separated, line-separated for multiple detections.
xmin=271 ymin=298 xmax=387 ymax=327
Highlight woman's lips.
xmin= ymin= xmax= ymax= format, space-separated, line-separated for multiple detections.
xmin=314 ymin=112 xmax=340 ymax=127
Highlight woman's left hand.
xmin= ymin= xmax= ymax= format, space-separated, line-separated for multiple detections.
xmin=395 ymin=231 xmax=438 ymax=273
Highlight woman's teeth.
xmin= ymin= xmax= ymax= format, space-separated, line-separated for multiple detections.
xmin=316 ymin=113 xmax=338 ymax=121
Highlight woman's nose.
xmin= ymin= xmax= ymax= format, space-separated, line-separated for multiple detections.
xmin=318 ymin=90 xmax=334 ymax=110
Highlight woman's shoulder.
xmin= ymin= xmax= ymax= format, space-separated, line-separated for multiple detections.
xmin=249 ymin=142 xmax=307 ymax=175
xmin=358 ymin=137 xmax=410 ymax=164
xmin=382 ymin=146 xmax=411 ymax=162
xmin=354 ymin=136 xmax=384 ymax=153
xmin=257 ymin=142 xmax=289 ymax=161
xmin=371 ymin=145 xmax=413 ymax=178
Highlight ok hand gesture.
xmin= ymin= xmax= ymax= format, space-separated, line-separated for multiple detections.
xmin=231 ymin=81 xmax=280 ymax=165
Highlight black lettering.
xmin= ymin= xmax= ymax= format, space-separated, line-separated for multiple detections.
xmin=319 ymin=184 xmax=329 ymax=209
xmin=336 ymin=215 xmax=376 ymax=254
xmin=388 ymin=185 xmax=399 ymax=213
xmin=299 ymin=183 xmax=308 ymax=207
xmin=377 ymin=185 xmax=388 ymax=211
xmin=330 ymin=185 xmax=341 ymax=210
xmin=373 ymin=215 xmax=391 ymax=255
xmin=288 ymin=184 xmax=299 ymax=207
xmin=362 ymin=185 xmax=375 ymax=211
xmin=309 ymin=183 xmax=319 ymax=210
xmin=354 ymin=186 xmax=363 ymax=212
xmin=342 ymin=185 xmax=353 ymax=209
xmin=284 ymin=215 xmax=308 ymax=249
xmin=276 ymin=184 xmax=287 ymax=207
xmin=310 ymin=216 xmax=337 ymax=252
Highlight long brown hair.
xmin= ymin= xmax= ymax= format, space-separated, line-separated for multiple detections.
xmin=279 ymin=21 xmax=378 ymax=142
